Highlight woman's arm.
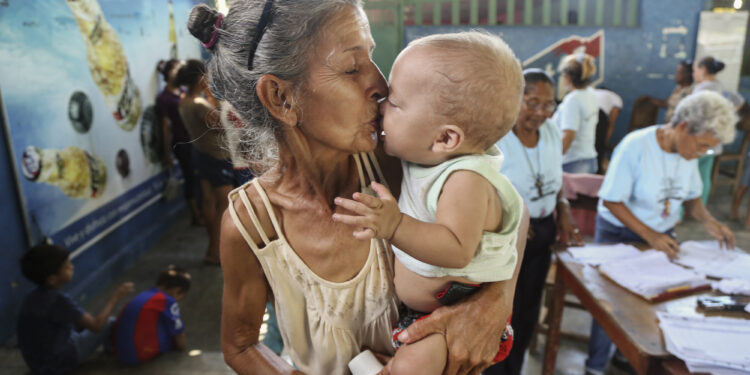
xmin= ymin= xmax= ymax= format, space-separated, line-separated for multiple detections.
xmin=648 ymin=96 xmax=667 ymax=108
xmin=555 ymin=190 xmax=583 ymax=245
xmin=219 ymin=202 xmax=304 ymax=375
xmin=395 ymin=205 xmax=529 ymax=375
xmin=683 ymin=198 xmax=735 ymax=248
xmin=602 ymin=200 xmax=679 ymax=257
xmin=561 ymin=130 xmax=576 ymax=155
xmin=606 ymin=107 xmax=620 ymax=145
xmin=160 ymin=114 xmax=173 ymax=168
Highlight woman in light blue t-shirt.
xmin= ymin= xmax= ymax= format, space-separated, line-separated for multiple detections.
xmin=487 ymin=69 xmax=582 ymax=375
xmin=554 ymin=53 xmax=600 ymax=174
xmin=585 ymin=91 xmax=737 ymax=375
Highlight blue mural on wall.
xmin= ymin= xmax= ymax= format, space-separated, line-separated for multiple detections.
xmin=0 ymin=0 xmax=204 ymax=343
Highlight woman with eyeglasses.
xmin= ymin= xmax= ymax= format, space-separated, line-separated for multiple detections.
xmin=487 ymin=69 xmax=583 ymax=375
xmin=585 ymin=91 xmax=736 ymax=375
xmin=554 ymin=53 xmax=600 ymax=174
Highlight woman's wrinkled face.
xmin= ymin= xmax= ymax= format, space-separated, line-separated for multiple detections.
xmin=295 ymin=6 xmax=387 ymax=154
xmin=674 ymin=122 xmax=720 ymax=160
xmin=516 ymin=81 xmax=556 ymax=133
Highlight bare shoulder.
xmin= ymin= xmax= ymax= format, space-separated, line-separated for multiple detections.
xmin=441 ymin=169 xmax=495 ymax=199
xmin=222 ymin=182 xmax=278 ymax=253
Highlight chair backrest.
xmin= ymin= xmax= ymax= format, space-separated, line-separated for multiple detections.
xmin=628 ymin=95 xmax=659 ymax=134
xmin=595 ymin=109 xmax=610 ymax=174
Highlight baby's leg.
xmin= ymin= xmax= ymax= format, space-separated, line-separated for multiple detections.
xmin=390 ymin=333 xmax=447 ymax=375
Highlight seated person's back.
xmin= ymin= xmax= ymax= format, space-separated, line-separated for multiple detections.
xmin=113 ymin=265 xmax=190 ymax=365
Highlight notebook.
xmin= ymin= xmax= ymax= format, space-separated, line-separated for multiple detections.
xmin=598 ymin=250 xmax=710 ymax=302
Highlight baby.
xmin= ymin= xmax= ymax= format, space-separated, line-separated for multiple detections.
xmin=333 ymin=32 xmax=525 ymax=374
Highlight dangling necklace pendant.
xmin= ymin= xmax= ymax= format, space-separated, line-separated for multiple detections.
xmin=662 ymin=199 xmax=671 ymax=218
xmin=535 ymin=175 xmax=544 ymax=197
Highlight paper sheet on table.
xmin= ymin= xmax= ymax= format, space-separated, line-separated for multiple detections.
xmin=566 ymin=243 xmax=641 ymax=265
xmin=676 ymin=241 xmax=750 ymax=280
xmin=658 ymin=312 xmax=750 ymax=374
xmin=598 ymin=250 xmax=708 ymax=300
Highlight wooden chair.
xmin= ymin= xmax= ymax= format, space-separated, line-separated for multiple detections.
xmin=627 ymin=96 xmax=660 ymax=134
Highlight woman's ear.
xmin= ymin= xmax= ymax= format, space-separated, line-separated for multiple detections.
xmin=431 ymin=124 xmax=464 ymax=153
xmin=256 ymin=74 xmax=298 ymax=127
xmin=674 ymin=120 xmax=690 ymax=133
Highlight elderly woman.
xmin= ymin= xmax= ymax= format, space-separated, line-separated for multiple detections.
xmin=648 ymin=59 xmax=694 ymax=124
xmin=692 ymin=56 xmax=746 ymax=205
xmin=186 ymin=2 xmax=528 ymax=375
xmin=555 ymin=53 xmax=600 ymax=174
xmin=585 ymin=91 xmax=736 ymax=375
xmin=487 ymin=69 xmax=582 ymax=375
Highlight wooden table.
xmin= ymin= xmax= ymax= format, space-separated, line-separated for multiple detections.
xmin=541 ymin=250 xmax=714 ymax=375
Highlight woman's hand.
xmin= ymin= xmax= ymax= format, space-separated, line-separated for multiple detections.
xmin=332 ymin=182 xmax=403 ymax=240
xmin=704 ymin=219 xmax=735 ymax=249
xmin=556 ymin=209 xmax=583 ymax=246
xmin=644 ymin=231 xmax=679 ymax=258
xmin=395 ymin=289 xmax=510 ymax=375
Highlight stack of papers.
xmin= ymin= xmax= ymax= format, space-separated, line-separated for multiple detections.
xmin=567 ymin=244 xmax=641 ymax=266
xmin=598 ymin=250 xmax=709 ymax=301
xmin=658 ymin=312 xmax=750 ymax=374
xmin=676 ymin=241 xmax=750 ymax=280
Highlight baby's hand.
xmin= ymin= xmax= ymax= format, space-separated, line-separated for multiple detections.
xmin=332 ymin=182 xmax=402 ymax=241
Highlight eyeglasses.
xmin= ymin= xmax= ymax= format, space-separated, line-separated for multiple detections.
xmin=523 ymin=99 xmax=557 ymax=114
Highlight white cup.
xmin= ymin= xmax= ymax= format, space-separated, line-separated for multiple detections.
xmin=348 ymin=350 xmax=384 ymax=375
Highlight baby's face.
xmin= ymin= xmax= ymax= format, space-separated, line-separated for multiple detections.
xmin=379 ymin=48 xmax=444 ymax=164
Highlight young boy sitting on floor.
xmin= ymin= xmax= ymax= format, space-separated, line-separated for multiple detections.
xmin=333 ymin=31 xmax=526 ymax=374
xmin=113 ymin=265 xmax=190 ymax=365
xmin=17 ymin=244 xmax=134 ymax=375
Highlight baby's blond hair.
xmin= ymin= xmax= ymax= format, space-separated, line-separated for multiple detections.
xmin=407 ymin=31 xmax=524 ymax=149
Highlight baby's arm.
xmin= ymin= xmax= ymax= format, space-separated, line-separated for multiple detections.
xmin=333 ymin=171 xmax=496 ymax=268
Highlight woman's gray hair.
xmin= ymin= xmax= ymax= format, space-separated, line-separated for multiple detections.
xmin=188 ymin=0 xmax=362 ymax=173
xmin=670 ymin=91 xmax=737 ymax=144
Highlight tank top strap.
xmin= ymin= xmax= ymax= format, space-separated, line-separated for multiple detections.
xmin=353 ymin=152 xmax=389 ymax=191
xmin=251 ymin=179 xmax=287 ymax=243
xmin=227 ymin=179 xmax=279 ymax=252
xmin=365 ymin=151 xmax=389 ymax=190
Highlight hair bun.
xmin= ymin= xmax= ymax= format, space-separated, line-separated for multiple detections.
xmin=188 ymin=4 xmax=220 ymax=45
xmin=715 ymin=60 xmax=726 ymax=73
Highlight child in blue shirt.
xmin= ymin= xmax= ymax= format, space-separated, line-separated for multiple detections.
xmin=17 ymin=244 xmax=134 ymax=375
xmin=113 ymin=265 xmax=190 ymax=365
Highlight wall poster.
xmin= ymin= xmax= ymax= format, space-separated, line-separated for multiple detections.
xmin=0 ymin=0 xmax=201 ymax=257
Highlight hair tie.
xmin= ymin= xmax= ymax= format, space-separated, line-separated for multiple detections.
xmin=247 ymin=0 xmax=275 ymax=71
xmin=202 ymin=13 xmax=224 ymax=49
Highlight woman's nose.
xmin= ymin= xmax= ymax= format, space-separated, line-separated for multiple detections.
xmin=367 ymin=61 xmax=388 ymax=102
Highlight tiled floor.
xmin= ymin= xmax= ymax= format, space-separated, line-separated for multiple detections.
xmin=1 ymin=185 xmax=748 ymax=374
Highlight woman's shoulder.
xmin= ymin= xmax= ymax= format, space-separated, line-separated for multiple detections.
xmin=540 ymin=120 xmax=562 ymax=141
xmin=223 ymin=180 xmax=278 ymax=250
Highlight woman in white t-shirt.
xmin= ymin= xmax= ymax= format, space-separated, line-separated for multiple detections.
xmin=585 ymin=91 xmax=737 ymax=375
xmin=554 ymin=53 xmax=600 ymax=174
xmin=488 ymin=69 xmax=582 ymax=375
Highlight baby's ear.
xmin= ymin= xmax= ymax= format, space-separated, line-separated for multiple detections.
xmin=431 ymin=124 xmax=464 ymax=153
